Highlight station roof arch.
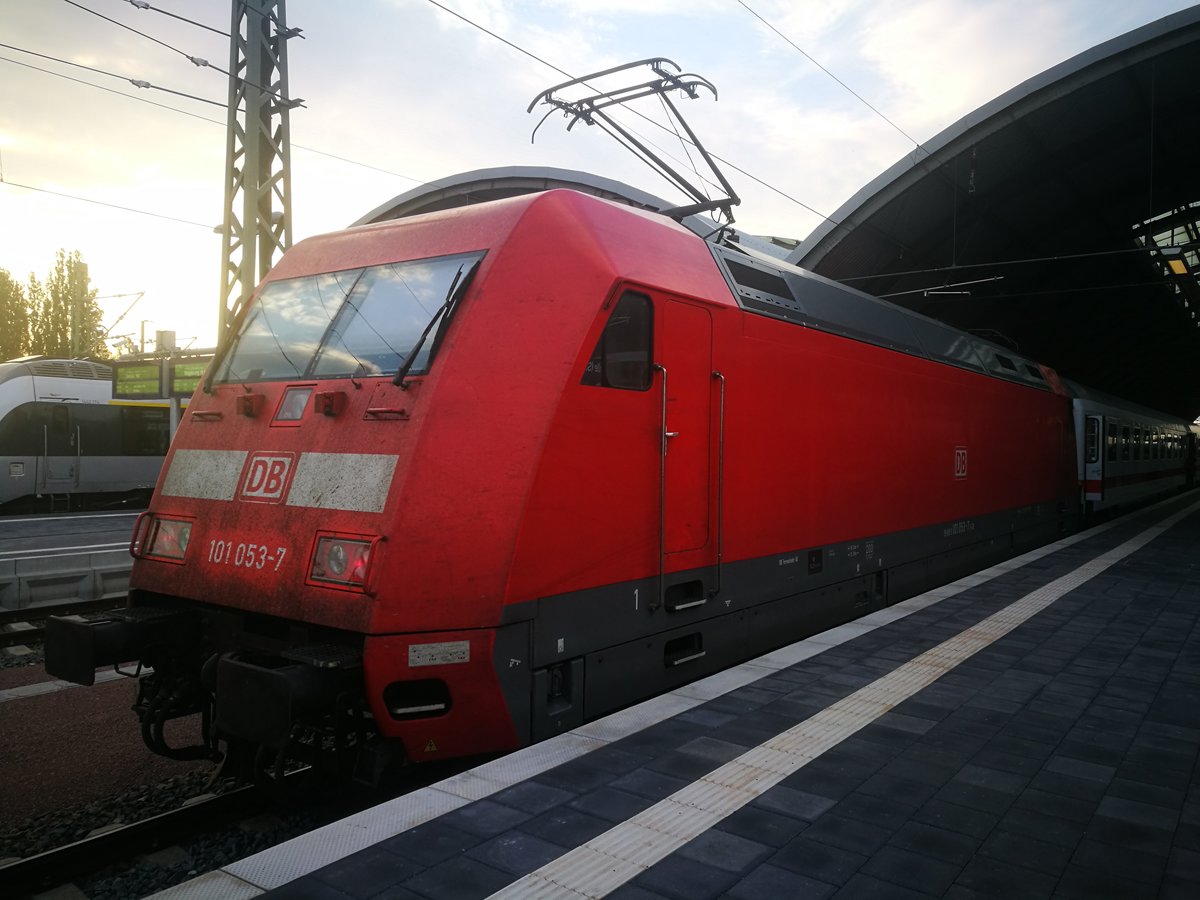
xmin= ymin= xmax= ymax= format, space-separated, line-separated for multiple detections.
xmin=790 ymin=5 xmax=1200 ymax=420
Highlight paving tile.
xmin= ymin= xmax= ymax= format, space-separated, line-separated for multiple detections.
xmin=953 ymin=854 xmax=1057 ymax=899
xmin=977 ymin=828 xmax=1073 ymax=876
xmin=630 ymin=854 xmax=739 ymax=900
xmin=1012 ymin=786 xmax=1097 ymax=823
xmin=568 ymin=785 xmax=652 ymax=824
xmin=912 ymin=798 xmax=999 ymax=841
xmin=771 ymin=835 xmax=868 ymax=886
xmin=533 ymin=758 xmax=622 ymax=793
xmin=862 ymin=844 xmax=961 ymax=894
xmin=1167 ymin=846 xmax=1200 ymax=881
xmin=857 ymin=770 xmax=940 ymax=808
xmin=585 ymin=745 xmax=657 ymax=775
xmin=465 ymin=831 xmax=565 ymax=876
xmin=492 ymin=780 xmax=574 ymax=815
xmin=724 ymin=863 xmax=836 ymax=899
xmin=382 ymin=820 xmax=480 ymax=867
xmin=1095 ymin=794 xmax=1180 ymax=831
xmin=675 ymin=707 xmax=737 ymax=729
xmin=677 ymin=828 xmax=773 ymax=873
xmin=979 ymin=733 xmax=1057 ymax=762
xmin=264 ymin=879 xmax=358 ymax=900
xmin=437 ymin=799 xmax=532 ymax=838
xmin=832 ymin=790 xmax=917 ymax=831
xmin=675 ymin=735 xmax=751 ymax=763
xmin=1071 ymin=837 xmax=1167 ymax=885
xmin=874 ymin=711 xmax=939 ymax=735
xmin=1025 ymin=769 xmax=1108 ymax=803
xmin=878 ymin=756 xmax=957 ymax=788
xmin=714 ymin=804 xmax=810 ymax=848
xmin=952 ymin=763 xmax=1029 ymax=795
xmin=400 ymin=856 xmax=513 ymax=900
xmin=933 ymin=780 xmax=1016 ymax=816
xmin=888 ymin=821 xmax=978 ymax=867
xmin=783 ymin=758 xmax=874 ymax=801
xmin=969 ymin=748 xmax=1043 ymax=777
xmin=610 ymin=766 xmax=692 ymax=801
xmin=309 ymin=848 xmax=423 ymax=899
xmin=1083 ymin=815 xmax=1175 ymax=856
xmin=753 ymin=784 xmax=839 ymax=822
xmin=832 ymin=872 xmax=938 ymax=899
xmin=800 ymin=811 xmax=891 ymax=856
xmin=605 ymin=885 xmax=671 ymax=900
xmin=1043 ymin=755 xmax=1116 ymax=784
xmin=996 ymin=805 xmax=1085 ymax=849
xmin=518 ymin=805 xmax=612 ymax=848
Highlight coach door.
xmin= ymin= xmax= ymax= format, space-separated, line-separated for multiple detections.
xmin=38 ymin=404 xmax=79 ymax=493
xmin=1083 ymin=415 xmax=1104 ymax=502
xmin=658 ymin=300 xmax=713 ymax=561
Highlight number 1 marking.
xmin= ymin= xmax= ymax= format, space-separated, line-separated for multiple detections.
xmin=634 ymin=588 xmax=639 ymax=611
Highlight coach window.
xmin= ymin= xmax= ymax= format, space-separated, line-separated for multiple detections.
xmin=581 ymin=292 xmax=653 ymax=391
xmin=1121 ymin=426 xmax=1131 ymax=461
xmin=1133 ymin=427 xmax=1143 ymax=460
xmin=1107 ymin=423 xmax=1118 ymax=462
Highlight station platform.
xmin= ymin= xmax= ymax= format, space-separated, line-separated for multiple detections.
xmin=158 ymin=493 xmax=1200 ymax=900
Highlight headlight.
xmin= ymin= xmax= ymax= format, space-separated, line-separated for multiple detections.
xmin=144 ymin=516 xmax=193 ymax=562
xmin=308 ymin=533 xmax=377 ymax=591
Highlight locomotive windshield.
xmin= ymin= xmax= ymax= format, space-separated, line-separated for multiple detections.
xmin=214 ymin=251 xmax=484 ymax=384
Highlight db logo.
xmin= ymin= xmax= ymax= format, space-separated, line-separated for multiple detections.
xmin=954 ymin=446 xmax=969 ymax=480
xmin=240 ymin=452 xmax=296 ymax=503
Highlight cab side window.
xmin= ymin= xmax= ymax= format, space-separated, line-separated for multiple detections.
xmin=581 ymin=292 xmax=653 ymax=391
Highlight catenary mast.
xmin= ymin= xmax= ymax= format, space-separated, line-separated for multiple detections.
xmin=218 ymin=0 xmax=301 ymax=338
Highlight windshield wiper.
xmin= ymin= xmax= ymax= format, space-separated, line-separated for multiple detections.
xmin=393 ymin=262 xmax=474 ymax=389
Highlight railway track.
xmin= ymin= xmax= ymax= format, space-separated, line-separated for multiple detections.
xmin=1 ymin=783 xmax=268 ymax=898
xmin=0 ymin=598 xmax=124 ymax=649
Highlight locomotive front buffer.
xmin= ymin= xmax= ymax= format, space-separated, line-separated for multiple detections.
xmin=45 ymin=605 xmax=370 ymax=775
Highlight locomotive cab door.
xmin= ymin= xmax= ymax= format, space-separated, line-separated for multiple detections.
xmin=657 ymin=299 xmax=713 ymax=558
xmin=1083 ymin=415 xmax=1104 ymax=502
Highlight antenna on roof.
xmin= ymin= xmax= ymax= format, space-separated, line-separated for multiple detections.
xmin=528 ymin=58 xmax=741 ymax=226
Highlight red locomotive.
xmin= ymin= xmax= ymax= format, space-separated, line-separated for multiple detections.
xmin=45 ymin=189 xmax=1194 ymax=776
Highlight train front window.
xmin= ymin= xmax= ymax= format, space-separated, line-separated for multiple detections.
xmin=215 ymin=251 xmax=484 ymax=384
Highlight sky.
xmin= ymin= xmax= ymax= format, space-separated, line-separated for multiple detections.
xmin=1 ymin=0 xmax=1195 ymax=353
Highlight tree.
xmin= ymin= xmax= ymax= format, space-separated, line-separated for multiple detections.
xmin=0 ymin=268 xmax=30 ymax=360
xmin=45 ymin=250 xmax=108 ymax=359
xmin=20 ymin=250 xmax=110 ymax=360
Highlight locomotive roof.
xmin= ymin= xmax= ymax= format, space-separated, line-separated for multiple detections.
xmin=714 ymin=240 xmax=1058 ymax=394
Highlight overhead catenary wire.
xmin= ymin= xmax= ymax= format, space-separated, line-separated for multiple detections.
xmin=735 ymin=0 xmax=925 ymax=154
xmin=0 ymin=53 xmax=440 ymax=189
xmin=123 ymin=0 xmax=229 ymax=38
xmin=58 ymin=0 xmax=302 ymax=107
xmin=0 ymin=42 xmax=225 ymax=107
xmin=0 ymin=179 xmax=215 ymax=229
xmin=420 ymin=0 xmax=843 ymax=228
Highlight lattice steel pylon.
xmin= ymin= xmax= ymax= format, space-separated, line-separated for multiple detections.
xmin=218 ymin=0 xmax=303 ymax=338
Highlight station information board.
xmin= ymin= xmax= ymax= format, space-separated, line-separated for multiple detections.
xmin=111 ymin=355 xmax=214 ymax=400
xmin=168 ymin=358 xmax=211 ymax=398
xmin=111 ymin=361 xmax=164 ymax=400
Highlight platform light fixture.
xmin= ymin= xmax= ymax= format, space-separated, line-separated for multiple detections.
xmin=1160 ymin=246 xmax=1190 ymax=276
